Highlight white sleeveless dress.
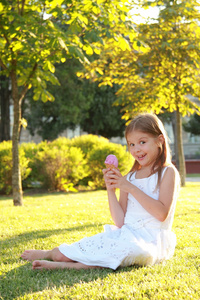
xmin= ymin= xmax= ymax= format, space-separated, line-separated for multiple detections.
xmin=59 ymin=168 xmax=178 ymax=270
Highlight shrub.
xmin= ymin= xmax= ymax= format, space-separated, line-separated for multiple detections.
xmin=50 ymin=137 xmax=72 ymax=149
xmin=0 ymin=141 xmax=31 ymax=194
xmin=70 ymin=134 xmax=109 ymax=158
xmin=20 ymin=142 xmax=41 ymax=188
xmin=34 ymin=142 xmax=87 ymax=191
xmin=87 ymin=142 xmax=134 ymax=188
xmin=0 ymin=137 xmax=133 ymax=194
xmin=70 ymin=135 xmax=111 ymax=186
xmin=21 ymin=136 xmax=133 ymax=191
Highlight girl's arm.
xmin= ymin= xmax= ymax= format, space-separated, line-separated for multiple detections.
xmin=103 ymin=169 xmax=128 ymax=228
xmin=106 ymin=166 xmax=179 ymax=222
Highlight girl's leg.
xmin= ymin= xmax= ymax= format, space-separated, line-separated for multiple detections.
xmin=22 ymin=248 xmax=103 ymax=270
xmin=21 ymin=247 xmax=74 ymax=262
xmin=32 ymin=260 xmax=101 ymax=270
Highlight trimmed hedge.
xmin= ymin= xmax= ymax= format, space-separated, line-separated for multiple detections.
xmin=0 ymin=135 xmax=133 ymax=193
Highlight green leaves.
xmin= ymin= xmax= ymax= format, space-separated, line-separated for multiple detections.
xmin=84 ymin=0 xmax=200 ymax=119
xmin=43 ymin=61 xmax=56 ymax=73
xmin=58 ymin=37 xmax=68 ymax=51
xmin=0 ymin=0 xmax=133 ymax=105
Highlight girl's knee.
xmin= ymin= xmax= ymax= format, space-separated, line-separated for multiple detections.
xmin=52 ymin=247 xmax=72 ymax=262
xmin=52 ymin=247 xmax=62 ymax=261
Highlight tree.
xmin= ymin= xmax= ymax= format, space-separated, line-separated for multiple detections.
xmin=0 ymin=0 xmax=135 ymax=205
xmin=129 ymin=0 xmax=200 ymax=186
xmin=83 ymin=0 xmax=200 ymax=186
xmin=25 ymin=61 xmax=125 ymax=140
xmin=0 ymin=74 xmax=10 ymax=141
xmin=24 ymin=58 xmax=93 ymax=140
xmin=80 ymin=84 xmax=126 ymax=138
xmin=183 ymin=113 xmax=200 ymax=136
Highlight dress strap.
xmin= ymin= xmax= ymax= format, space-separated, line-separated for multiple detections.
xmin=127 ymin=172 xmax=135 ymax=182
xmin=161 ymin=167 xmax=168 ymax=179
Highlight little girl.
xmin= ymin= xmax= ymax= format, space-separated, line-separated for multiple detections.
xmin=21 ymin=113 xmax=180 ymax=270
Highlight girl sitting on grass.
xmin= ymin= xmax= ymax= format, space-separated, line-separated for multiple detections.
xmin=21 ymin=113 xmax=180 ymax=270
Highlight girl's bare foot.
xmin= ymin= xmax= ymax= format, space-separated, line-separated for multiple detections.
xmin=21 ymin=250 xmax=50 ymax=261
xmin=32 ymin=260 xmax=100 ymax=270
xmin=32 ymin=260 xmax=67 ymax=270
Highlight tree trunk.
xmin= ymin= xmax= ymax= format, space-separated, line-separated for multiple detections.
xmin=175 ymin=108 xmax=186 ymax=186
xmin=0 ymin=75 xmax=10 ymax=141
xmin=171 ymin=112 xmax=179 ymax=169
xmin=10 ymin=70 xmax=23 ymax=206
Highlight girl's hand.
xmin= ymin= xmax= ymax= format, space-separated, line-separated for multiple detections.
xmin=103 ymin=168 xmax=125 ymax=190
xmin=102 ymin=168 xmax=119 ymax=191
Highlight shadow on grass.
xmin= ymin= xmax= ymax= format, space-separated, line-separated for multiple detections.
xmin=0 ymin=258 xmax=133 ymax=300
xmin=0 ymin=263 xmax=108 ymax=299
xmin=1 ymin=224 xmax=104 ymax=263
xmin=0 ymin=189 xmax=106 ymax=201
xmin=0 ymin=195 xmax=13 ymax=201
xmin=0 ymin=224 xmax=139 ymax=299
xmin=1 ymin=224 xmax=124 ymax=299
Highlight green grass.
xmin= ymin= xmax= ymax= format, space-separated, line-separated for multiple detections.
xmin=0 ymin=182 xmax=200 ymax=300
xmin=186 ymin=173 xmax=200 ymax=177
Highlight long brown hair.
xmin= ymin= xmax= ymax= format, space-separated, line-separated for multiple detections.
xmin=125 ymin=113 xmax=171 ymax=188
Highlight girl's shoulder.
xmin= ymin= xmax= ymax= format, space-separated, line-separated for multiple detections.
xmin=164 ymin=163 xmax=179 ymax=175
xmin=162 ymin=164 xmax=180 ymax=184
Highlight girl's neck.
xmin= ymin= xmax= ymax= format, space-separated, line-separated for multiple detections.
xmin=135 ymin=166 xmax=153 ymax=179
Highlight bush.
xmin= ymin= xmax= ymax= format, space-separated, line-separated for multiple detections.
xmin=50 ymin=137 xmax=72 ymax=149
xmin=20 ymin=142 xmax=41 ymax=188
xmin=34 ymin=142 xmax=87 ymax=191
xmin=21 ymin=136 xmax=133 ymax=191
xmin=0 ymin=136 xmax=133 ymax=194
xmin=0 ymin=141 xmax=31 ymax=194
xmin=87 ymin=142 xmax=134 ymax=188
xmin=70 ymin=135 xmax=112 ymax=187
xmin=70 ymin=134 xmax=109 ymax=158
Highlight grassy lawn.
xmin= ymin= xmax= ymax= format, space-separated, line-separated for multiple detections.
xmin=186 ymin=173 xmax=200 ymax=177
xmin=0 ymin=182 xmax=200 ymax=300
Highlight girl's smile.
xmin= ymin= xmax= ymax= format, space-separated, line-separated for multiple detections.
xmin=137 ymin=154 xmax=146 ymax=160
xmin=126 ymin=130 xmax=163 ymax=168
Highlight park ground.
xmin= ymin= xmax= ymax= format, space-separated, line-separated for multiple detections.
xmin=0 ymin=180 xmax=200 ymax=300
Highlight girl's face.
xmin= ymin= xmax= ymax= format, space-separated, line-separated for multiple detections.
xmin=126 ymin=130 xmax=164 ymax=169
